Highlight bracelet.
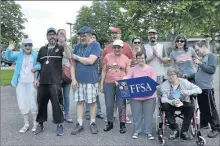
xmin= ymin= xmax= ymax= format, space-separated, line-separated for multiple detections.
xmin=76 ymin=56 xmax=80 ymax=61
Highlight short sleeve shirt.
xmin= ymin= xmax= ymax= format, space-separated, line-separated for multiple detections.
xmin=37 ymin=44 xmax=64 ymax=84
xmin=170 ymin=47 xmax=197 ymax=78
xmin=73 ymin=41 xmax=101 ymax=84
xmin=103 ymin=52 xmax=131 ymax=83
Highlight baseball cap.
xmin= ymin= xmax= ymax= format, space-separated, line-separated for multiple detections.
xmin=111 ymin=27 xmax=121 ymax=33
xmin=148 ymin=28 xmax=157 ymax=34
xmin=91 ymin=29 xmax=97 ymax=36
xmin=22 ymin=38 xmax=33 ymax=44
xmin=113 ymin=40 xmax=123 ymax=47
xmin=47 ymin=27 xmax=56 ymax=34
xmin=77 ymin=26 xmax=93 ymax=34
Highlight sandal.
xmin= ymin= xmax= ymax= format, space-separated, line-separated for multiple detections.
xmin=19 ymin=125 xmax=29 ymax=133
xmin=132 ymin=133 xmax=138 ymax=139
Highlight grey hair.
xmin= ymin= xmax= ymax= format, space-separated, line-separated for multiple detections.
xmin=167 ymin=66 xmax=179 ymax=75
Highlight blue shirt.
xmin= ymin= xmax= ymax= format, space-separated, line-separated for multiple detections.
xmin=73 ymin=41 xmax=101 ymax=83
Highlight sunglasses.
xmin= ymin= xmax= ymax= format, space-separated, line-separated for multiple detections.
xmin=113 ymin=46 xmax=122 ymax=49
xmin=176 ymin=40 xmax=185 ymax=43
xmin=133 ymin=42 xmax=141 ymax=44
xmin=24 ymin=44 xmax=32 ymax=47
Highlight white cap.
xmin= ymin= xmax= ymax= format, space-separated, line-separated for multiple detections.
xmin=148 ymin=28 xmax=157 ymax=34
xmin=22 ymin=38 xmax=33 ymax=44
xmin=113 ymin=40 xmax=123 ymax=47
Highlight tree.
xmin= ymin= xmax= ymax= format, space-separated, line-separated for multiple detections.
xmin=0 ymin=1 xmax=27 ymax=51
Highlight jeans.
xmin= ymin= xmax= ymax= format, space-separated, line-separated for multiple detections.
xmin=84 ymin=95 xmax=102 ymax=116
xmin=62 ymin=83 xmax=71 ymax=115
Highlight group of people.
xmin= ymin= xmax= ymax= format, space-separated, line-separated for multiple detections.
xmin=6 ymin=26 xmax=220 ymax=141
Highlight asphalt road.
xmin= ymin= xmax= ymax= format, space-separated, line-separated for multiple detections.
xmin=1 ymin=67 xmax=219 ymax=146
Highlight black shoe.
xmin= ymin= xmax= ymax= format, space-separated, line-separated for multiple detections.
xmin=85 ymin=115 xmax=90 ymax=120
xmin=103 ymin=122 xmax=113 ymax=132
xmin=119 ymin=122 xmax=126 ymax=134
xmin=96 ymin=114 xmax=104 ymax=120
xmin=71 ymin=123 xmax=84 ymax=135
xmin=169 ymin=130 xmax=179 ymax=139
xmin=34 ymin=124 xmax=44 ymax=135
xmin=180 ymin=132 xmax=192 ymax=140
xmin=56 ymin=124 xmax=64 ymax=136
xmin=207 ymin=130 xmax=220 ymax=138
xmin=90 ymin=122 xmax=98 ymax=134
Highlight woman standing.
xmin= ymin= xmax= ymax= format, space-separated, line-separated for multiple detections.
xmin=6 ymin=39 xmax=40 ymax=133
xmin=123 ymin=52 xmax=156 ymax=139
xmin=101 ymin=40 xmax=130 ymax=134
xmin=57 ymin=29 xmax=73 ymax=123
xmin=131 ymin=37 xmax=142 ymax=67
xmin=170 ymin=35 xmax=199 ymax=82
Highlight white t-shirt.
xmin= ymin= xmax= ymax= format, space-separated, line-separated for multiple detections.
xmin=19 ymin=55 xmax=34 ymax=83
xmin=143 ymin=43 xmax=167 ymax=77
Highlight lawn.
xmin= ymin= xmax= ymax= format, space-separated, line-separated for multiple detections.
xmin=1 ymin=69 xmax=14 ymax=86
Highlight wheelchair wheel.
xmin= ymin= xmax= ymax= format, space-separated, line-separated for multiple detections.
xmin=158 ymin=135 xmax=166 ymax=145
xmin=196 ymin=136 xmax=206 ymax=146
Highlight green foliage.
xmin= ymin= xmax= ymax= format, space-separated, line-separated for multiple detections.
xmin=0 ymin=1 xmax=27 ymax=50
xmin=73 ymin=0 xmax=220 ymax=47
xmin=0 ymin=69 xmax=14 ymax=86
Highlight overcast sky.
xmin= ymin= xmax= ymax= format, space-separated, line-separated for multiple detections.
xmin=16 ymin=1 xmax=92 ymax=48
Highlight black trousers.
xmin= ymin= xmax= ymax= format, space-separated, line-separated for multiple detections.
xmin=197 ymin=89 xmax=220 ymax=131
xmin=36 ymin=84 xmax=64 ymax=124
xmin=161 ymin=102 xmax=194 ymax=132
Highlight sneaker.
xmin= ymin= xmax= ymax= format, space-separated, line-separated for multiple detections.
xmin=19 ymin=124 xmax=29 ymax=133
xmin=32 ymin=123 xmax=38 ymax=132
xmin=34 ymin=124 xmax=44 ymax=135
xmin=85 ymin=115 xmax=90 ymax=120
xmin=71 ymin=123 xmax=84 ymax=135
xmin=90 ymin=122 xmax=98 ymax=134
xmin=96 ymin=114 xmax=104 ymax=120
xmin=64 ymin=114 xmax=73 ymax=123
xmin=169 ymin=130 xmax=179 ymax=139
xmin=147 ymin=134 xmax=155 ymax=140
xmin=126 ymin=116 xmax=132 ymax=124
xmin=207 ymin=130 xmax=220 ymax=138
xmin=132 ymin=133 xmax=138 ymax=139
xmin=56 ymin=125 xmax=64 ymax=136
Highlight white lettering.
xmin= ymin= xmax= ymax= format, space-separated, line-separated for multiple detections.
xmin=130 ymin=85 xmax=135 ymax=93
xmin=135 ymin=84 xmax=141 ymax=92
xmin=140 ymin=83 xmax=146 ymax=92
xmin=146 ymin=83 xmax=152 ymax=91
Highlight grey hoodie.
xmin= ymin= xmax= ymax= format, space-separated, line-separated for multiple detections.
xmin=159 ymin=78 xmax=202 ymax=105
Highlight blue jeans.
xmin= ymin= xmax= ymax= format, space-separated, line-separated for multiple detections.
xmin=62 ymin=83 xmax=71 ymax=115
xmin=85 ymin=95 xmax=102 ymax=116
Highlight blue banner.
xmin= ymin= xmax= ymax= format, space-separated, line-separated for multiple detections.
xmin=117 ymin=76 xmax=159 ymax=99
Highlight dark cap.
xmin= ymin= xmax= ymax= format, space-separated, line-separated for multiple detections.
xmin=47 ymin=27 xmax=56 ymax=34
xmin=77 ymin=26 xmax=93 ymax=34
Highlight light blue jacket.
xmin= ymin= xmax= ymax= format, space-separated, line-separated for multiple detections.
xmin=5 ymin=48 xmax=41 ymax=87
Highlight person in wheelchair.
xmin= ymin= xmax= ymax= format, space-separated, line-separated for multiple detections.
xmin=160 ymin=67 xmax=202 ymax=140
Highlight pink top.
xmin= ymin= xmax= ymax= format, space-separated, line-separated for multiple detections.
xmin=103 ymin=52 xmax=131 ymax=83
xmin=124 ymin=65 xmax=156 ymax=100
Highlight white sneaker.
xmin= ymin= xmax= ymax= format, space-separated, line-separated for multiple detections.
xmin=32 ymin=124 xmax=38 ymax=132
xmin=146 ymin=134 xmax=155 ymax=140
xmin=126 ymin=116 xmax=132 ymax=124
xmin=132 ymin=133 xmax=138 ymax=139
xmin=19 ymin=124 xmax=29 ymax=133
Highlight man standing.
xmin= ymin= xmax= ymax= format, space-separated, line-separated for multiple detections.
xmin=71 ymin=26 xmax=101 ymax=135
xmin=84 ymin=30 xmax=104 ymax=120
xmin=142 ymin=29 xmax=168 ymax=83
xmin=102 ymin=27 xmax=134 ymax=124
xmin=34 ymin=27 xmax=71 ymax=136
xmin=194 ymin=40 xmax=220 ymax=138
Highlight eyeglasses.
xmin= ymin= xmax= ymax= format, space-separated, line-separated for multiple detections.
xmin=167 ymin=73 xmax=177 ymax=77
xmin=113 ymin=46 xmax=122 ymax=49
xmin=133 ymin=42 xmax=141 ymax=44
xmin=176 ymin=40 xmax=185 ymax=43
xmin=24 ymin=44 xmax=32 ymax=47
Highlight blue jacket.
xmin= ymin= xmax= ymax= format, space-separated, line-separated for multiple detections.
xmin=5 ymin=48 xmax=41 ymax=87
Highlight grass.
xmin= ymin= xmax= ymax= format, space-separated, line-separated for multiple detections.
xmin=1 ymin=69 xmax=14 ymax=86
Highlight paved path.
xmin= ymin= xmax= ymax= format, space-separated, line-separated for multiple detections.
xmin=1 ymin=67 xmax=219 ymax=146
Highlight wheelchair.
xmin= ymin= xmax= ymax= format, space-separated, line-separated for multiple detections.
xmin=155 ymin=85 xmax=206 ymax=146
